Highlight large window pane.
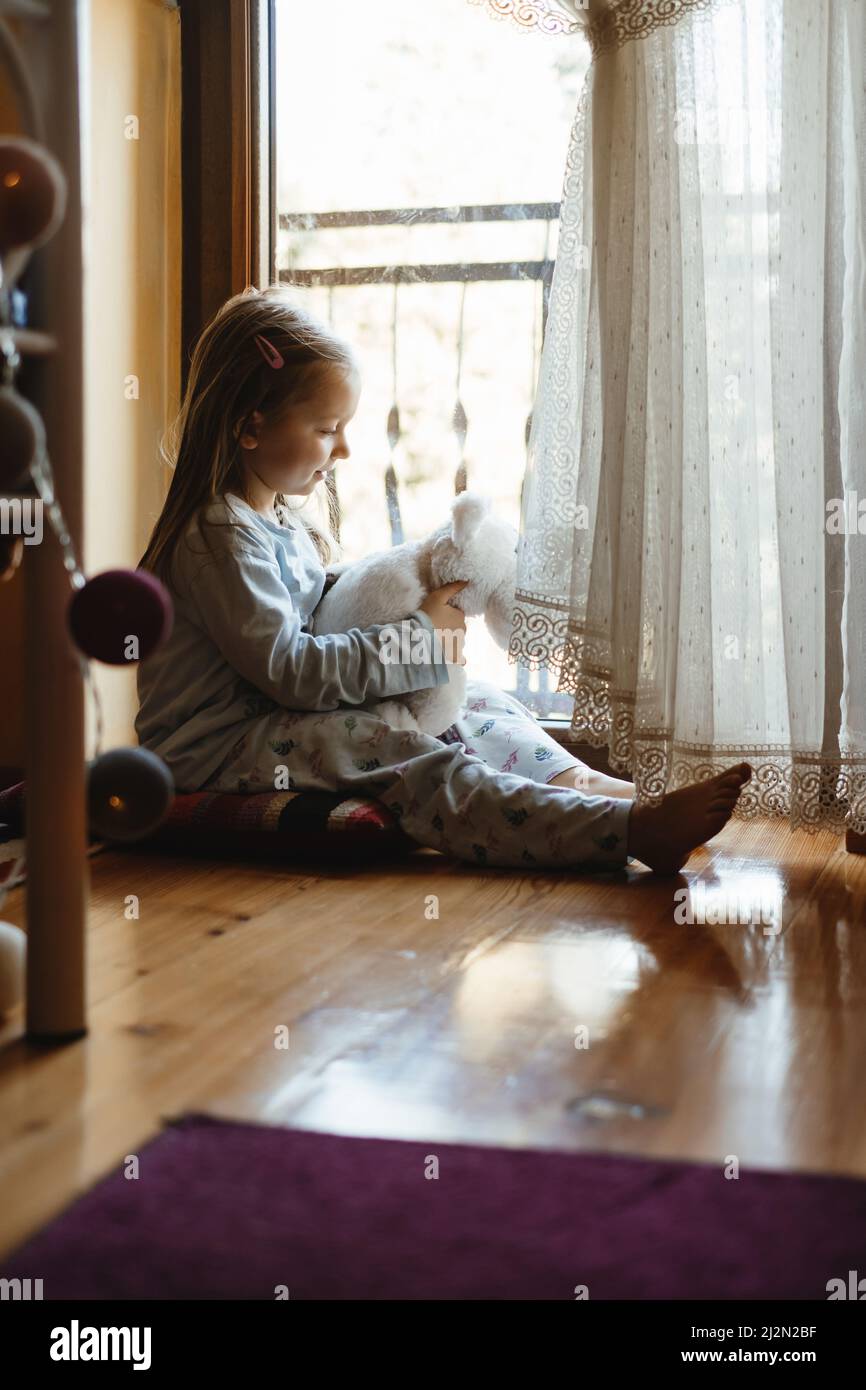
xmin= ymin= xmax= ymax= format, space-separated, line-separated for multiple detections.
xmin=273 ymin=0 xmax=588 ymax=715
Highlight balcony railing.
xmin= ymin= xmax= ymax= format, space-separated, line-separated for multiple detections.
xmin=279 ymin=201 xmax=557 ymax=541
xmin=277 ymin=200 xmax=572 ymax=716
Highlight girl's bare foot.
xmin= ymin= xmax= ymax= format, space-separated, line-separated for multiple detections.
xmin=626 ymin=764 xmax=752 ymax=875
xmin=550 ymin=765 xmax=636 ymax=800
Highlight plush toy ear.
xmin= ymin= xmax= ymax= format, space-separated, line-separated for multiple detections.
xmin=450 ymin=492 xmax=488 ymax=549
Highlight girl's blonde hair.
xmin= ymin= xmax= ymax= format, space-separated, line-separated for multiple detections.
xmin=138 ymin=285 xmax=356 ymax=585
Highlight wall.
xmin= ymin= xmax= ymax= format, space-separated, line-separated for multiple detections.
xmin=83 ymin=0 xmax=181 ymax=751
xmin=0 ymin=0 xmax=181 ymax=771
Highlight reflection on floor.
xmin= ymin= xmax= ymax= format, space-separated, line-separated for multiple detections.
xmin=0 ymin=817 xmax=864 ymax=1256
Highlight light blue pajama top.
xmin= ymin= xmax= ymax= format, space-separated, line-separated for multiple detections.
xmin=135 ymin=492 xmax=450 ymax=790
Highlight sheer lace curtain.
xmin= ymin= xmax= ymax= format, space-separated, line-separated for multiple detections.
xmin=472 ymin=0 xmax=866 ymax=831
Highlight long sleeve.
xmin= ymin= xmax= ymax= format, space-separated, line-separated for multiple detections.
xmin=183 ymin=525 xmax=451 ymax=712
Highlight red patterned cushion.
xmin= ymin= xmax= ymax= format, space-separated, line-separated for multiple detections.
xmin=0 ymin=782 xmax=412 ymax=865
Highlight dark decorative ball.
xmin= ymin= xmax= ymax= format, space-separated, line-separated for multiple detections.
xmin=0 ymin=137 xmax=67 ymax=254
xmin=0 ymin=385 xmax=45 ymax=491
xmin=87 ymin=747 xmax=174 ymax=842
xmin=68 ymin=568 xmax=173 ymax=665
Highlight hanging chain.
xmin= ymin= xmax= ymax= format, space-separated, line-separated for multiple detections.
xmin=0 ymin=322 xmax=104 ymax=912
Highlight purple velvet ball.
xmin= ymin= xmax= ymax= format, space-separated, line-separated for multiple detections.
xmin=87 ymin=747 xmax=174 ymax=842
xmin=68 ymin=569 xmax=173 ymax=665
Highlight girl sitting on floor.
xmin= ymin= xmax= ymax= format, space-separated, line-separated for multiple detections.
xmin=136 ymin=286 xmax=750 ymax=874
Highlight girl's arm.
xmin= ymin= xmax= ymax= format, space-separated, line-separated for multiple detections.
xmin=185 ymin=530 xmax=451 ymax=711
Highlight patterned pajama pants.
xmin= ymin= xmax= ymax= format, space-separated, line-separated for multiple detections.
xmin=201 ymin=680 xmax=633 ymax=871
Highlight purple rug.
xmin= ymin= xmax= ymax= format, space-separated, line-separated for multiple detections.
xmin=4 ymin=1115 xmax=866 ymax=1299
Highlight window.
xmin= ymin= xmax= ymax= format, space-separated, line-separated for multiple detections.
xmin=271 ymin=0 xmax=588 ymax=715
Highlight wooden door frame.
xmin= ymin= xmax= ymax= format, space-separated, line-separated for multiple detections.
xmin=179 ymin=0 xmax=272 ymax=395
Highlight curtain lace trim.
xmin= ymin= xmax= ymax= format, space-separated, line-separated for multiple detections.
xmin=584 ymin=0 xmax=728 ymax=58
xmin=465 ymin=1 xmax=583 ymax=37
xmin=510 ymin=596 xmax=866 ymax=834
xmin=468 ymin=0 xmax=735 ymax=55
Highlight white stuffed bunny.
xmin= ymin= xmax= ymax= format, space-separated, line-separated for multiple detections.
xmin=312 ymin=492 xmax=518 ymax=735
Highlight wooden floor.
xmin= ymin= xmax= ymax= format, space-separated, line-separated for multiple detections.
xmin=1 ymin=819 xmax=865 ymax=1259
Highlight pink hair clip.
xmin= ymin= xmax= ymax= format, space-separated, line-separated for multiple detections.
xmin=253 ymin=333 xmax=284 ymax=369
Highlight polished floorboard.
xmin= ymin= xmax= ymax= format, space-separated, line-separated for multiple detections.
xmin=1 ymin=819 xmax=865 ymax=1257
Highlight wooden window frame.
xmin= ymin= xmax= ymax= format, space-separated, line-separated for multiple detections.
xmin=179 ymin=0 xmax=272 ymax=395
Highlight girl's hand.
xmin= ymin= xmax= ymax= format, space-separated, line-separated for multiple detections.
xmin=419 ymin=580 xmax=468 ymax=665
xmin=321 ymin=561 xmax=353 ymax=597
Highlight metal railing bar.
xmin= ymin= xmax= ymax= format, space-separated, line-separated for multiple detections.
xmin=279 ymin=202 xmax=562 ymax=230
xmin=279 ymin=260 xmax=555 ymax=287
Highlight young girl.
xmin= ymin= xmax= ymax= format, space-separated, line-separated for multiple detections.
xmin=136 ymin=286 xmax=750 ymax=875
